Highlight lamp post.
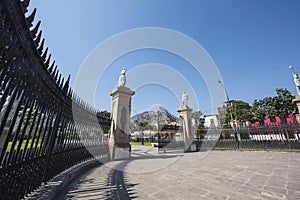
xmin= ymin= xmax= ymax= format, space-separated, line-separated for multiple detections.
xmin=218 ymin=80 xmax=234 ymax=123
xmin=131 ymin=110 xmax=139 ymax=143
xmin=218 ymin=80 xmax=239 ymax=145
xmin=157 ymin=110 xmax=160 ymax=150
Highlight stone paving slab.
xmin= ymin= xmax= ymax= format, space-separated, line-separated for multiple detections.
xmin=62 ymin=146 xmax=300 ymax=199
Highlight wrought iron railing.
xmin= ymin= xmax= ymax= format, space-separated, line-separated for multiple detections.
xmin=158 ymin=124 xmax=184 ymax=152
xmin=197 ymin=125 xmax=300 ymax=150
xmin=0 ymin=1 xmax=111 ymax=199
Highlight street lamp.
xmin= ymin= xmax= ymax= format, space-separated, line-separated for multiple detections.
xmin=218 ymin=80 xmax=230 ymax=103
xmin=131 ymin=110 xmax=139 ymax=143
xmin=157 ymin=110 xmax=160 ymax=150
xmin=218 ymin=80 xmax=233 ymax=123
xmin=218 ymin=80 xmax=239 ymax=144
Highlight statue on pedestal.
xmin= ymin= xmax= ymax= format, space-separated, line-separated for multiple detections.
xmin=293 ymin=72 xmax=300 ymax=96
xmin=118 ymin=67 xmax=126 ymax=87
xmin=289 ymin=65 xmax=300 ymax=96
xmin=109 ymin=66 xmax=134 ymax=160
xmin=177 ymin=92 xmax=194 ymax=152
xmin=181 ymin=92 xmax=188 ymax=107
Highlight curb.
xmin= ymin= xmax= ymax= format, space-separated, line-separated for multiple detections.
xmin=24 ymin=158 xmax=106 ymax=200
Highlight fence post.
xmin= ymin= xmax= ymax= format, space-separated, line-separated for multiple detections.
xmin=233 ymin=124 xmax=240 ymax=149
xmin=42 ymin=105 xmax=63 ymax=183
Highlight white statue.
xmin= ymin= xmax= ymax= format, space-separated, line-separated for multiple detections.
xmin=118 ymin=67 xmax=126 ymax=87
xmin=181 ymin=92 xmax=188 ymax=107
xmin=290 ymin=65 xmax=300 ymax=96
xmin=293 ymin=71 xmax=300 ymax=96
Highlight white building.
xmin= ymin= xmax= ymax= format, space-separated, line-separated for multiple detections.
xmin=204 ymin=115 xmax=219 ymax=128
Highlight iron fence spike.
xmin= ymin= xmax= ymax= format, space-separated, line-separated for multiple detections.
xmin=60 ymin=77 xmax=64 ymax=88
xmin=45 ymin=54 xmax=51 ymax=67
xmin=63 ymin=75 xmax=70 ymax=93
xmin=37 ymin=38 xmax=45 ymax=54
xmin=57 ymin=74 xmax=61 ymax=85
xmin=21 ymin=0 xmax=31 ymax=13
xmin=34 ymin=30 xmax=42 ymax=46
xmin=41 ymin=47 xmax=48 ymax=61
xmin=30 ymin=20 xmax=41 ymax=37
xmin=48 ymin=60 xmax=55 ymax=72
xmin=26 ymin=8 xmax=36 ymax=28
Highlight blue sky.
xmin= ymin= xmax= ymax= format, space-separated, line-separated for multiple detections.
xmin=28 ymin=0 xmax=300 ymax=115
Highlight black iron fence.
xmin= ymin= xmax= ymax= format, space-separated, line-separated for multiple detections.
xmin=158 ymin=124 xmax=184 ymax=152
xmin=196 ymin=125 xmax=300 ymax=150
xmin=0 ymin=1 xmax=110 ymax=199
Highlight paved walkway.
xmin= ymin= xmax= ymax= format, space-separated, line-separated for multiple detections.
xmin=61 ymin=146 xmax=300 ymax=200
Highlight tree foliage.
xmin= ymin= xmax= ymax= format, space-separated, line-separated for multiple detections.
xmin=191 ymin=110 xmax=202 ymax=125
xmin=225 ymin=100 xmax=252 ymax=123
xmin=98 ymin=110 xmax=111 ymax=118
xmin=273 ymin=88 xmax=297 ymax=117
xmin=251 ymin=88 xmax=297 ymax=122
xmin=222 ymin=88 xmax=297 ymax=124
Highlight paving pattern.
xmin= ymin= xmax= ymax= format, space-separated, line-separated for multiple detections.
xmin=61 ymin=146 xmax=300 ymax=200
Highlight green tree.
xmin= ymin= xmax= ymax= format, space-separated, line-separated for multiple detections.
xmin=251 ymin=99 xmax=268 ymax=123
xmin=191 ymin=110 xmax=202 ymax=126
xmin=251 ymin=88 xmax=297 ymax=122
xmin=225 ymin=100 xmax=253 ymax=123
xmin=138 ymin=122 xmax=149 ymax=131
xmin=98 ymin=110 xmax=111 ymax=118
xmin=273 ymin=88 xmax=297 ymax=117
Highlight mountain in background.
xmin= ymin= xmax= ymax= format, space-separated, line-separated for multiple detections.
xmin=131 ymin=107 xmax=178 ymax=131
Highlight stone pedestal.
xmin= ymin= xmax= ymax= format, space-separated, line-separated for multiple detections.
xmin=292 ymin=96 xmax=300 ymax=123
xmin=109 ymin=86 xmax=134 ymax=160
xmin=177 ymin=106 xmax=195 ymax=152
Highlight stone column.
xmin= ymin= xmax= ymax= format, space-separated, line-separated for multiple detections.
xmin=177 ymin=106 xmax=195 ymax=152
xmin=109 ymin=86 xmax=134 ymax=160
xmin=292 ymin=96 xmax=300 ymax=123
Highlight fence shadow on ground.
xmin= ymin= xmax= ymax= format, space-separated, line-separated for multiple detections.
xmin=63 ymin=146 xmax=182 ymax=199
xmin=62 ymin=160 xmax=139 ymax=200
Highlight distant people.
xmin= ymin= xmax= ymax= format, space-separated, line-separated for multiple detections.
xmin=118 ymin=67 xmax=126 ymax=87
xmin=181 ymin=92 xmax=188 ymax=107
